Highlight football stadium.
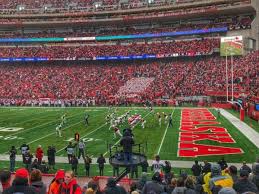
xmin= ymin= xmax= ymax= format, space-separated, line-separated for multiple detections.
xmin=0 ymin=0 xmax=259 ymax=193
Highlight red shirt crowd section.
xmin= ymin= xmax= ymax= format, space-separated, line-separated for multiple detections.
xmin=0 ymin=39 xmax=219 ymax=58
xmin=0 ymin=51 xmax=258 ymax=104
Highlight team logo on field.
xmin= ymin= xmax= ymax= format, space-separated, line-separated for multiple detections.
xmin=0 ymin=127 xmax=23 ymax=132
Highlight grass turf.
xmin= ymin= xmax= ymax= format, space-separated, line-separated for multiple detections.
xmin=0 ymin=107 xmax=258 ymax=164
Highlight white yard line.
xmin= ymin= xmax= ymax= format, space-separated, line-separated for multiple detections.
xmin=4 ymin=118 xmax=85 ymax=154
xmin=157 ymin=108 xmax=175 ymax=155
xmin=0 ymin=111 xmax=56 ymax=127
xmin=5 ymin=111 xmax=83 ymax=136
xmin=56 ymin=109 xmax=134 ymax=154
xmin=56 ymin=122 xmax=108 ymax=154
xmin=27 ymin=120 xmax=84 ymax=145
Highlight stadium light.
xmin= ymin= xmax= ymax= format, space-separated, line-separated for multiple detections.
xmin=18 ymin=6 xmax=25 ymax=11
xmin=94 ymin=2 xmax=102 ymax=9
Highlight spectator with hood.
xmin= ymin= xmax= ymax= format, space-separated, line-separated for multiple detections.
xmin=203 ymin=164 xmax=233 ymax=194
xmin=48 ymin=169 xmax=65 ymax=194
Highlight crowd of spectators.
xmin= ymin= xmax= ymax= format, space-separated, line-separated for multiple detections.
xmin=0 ymin=156 xmax=259 ymax=194
xmin=0 ymin=0 xmax=251 ymax=11
xmin=0 ymin=50 xmax=258 ymax=106
xmin=0 ymin=14 xmax=252 ymax=39
xmin=0 ymin=21 xmax=250 ymax=39
xmin=0 ymin=39 xmax=219 ymax=58
xmin=116 ymin=77 xmax=155 ymax=98
xmin=0 ymin=9 xmax=253 ymax=29
xmin=0 ymin=0 xmax=207 ymax=9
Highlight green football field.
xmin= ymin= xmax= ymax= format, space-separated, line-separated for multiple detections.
xmin=0 ymin=107 xmax=258 ymax=163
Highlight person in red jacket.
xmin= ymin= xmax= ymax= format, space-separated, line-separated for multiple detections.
xmin=36 ymin=145 xmax=44 ymax=164
xmin=59 ymin=171 xmax=82 ymax=194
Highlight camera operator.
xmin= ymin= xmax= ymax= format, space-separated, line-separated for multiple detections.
xmin=120 ymin=129 xmax=134 ymax=164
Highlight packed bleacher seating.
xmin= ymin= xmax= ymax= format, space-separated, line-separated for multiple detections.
xmin=0 ymin=51 xmax=258 ymax=106
xmin=0 ymin=0 xmax=251 ymax=11
xmin=0 ymin=39 xmax=219 ymax=58
xmin=116 ymin=77 xmax=155 ymax=98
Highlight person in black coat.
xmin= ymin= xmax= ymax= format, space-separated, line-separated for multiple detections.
xmin=141 ymin=160 xmax=149 ymax=173
xmin=30 ymin=169 xmax=46 ymax=194
xmin=191 ymin=160 xmax=202 ymax=177
xmin=202 ymin=160 xmax=211 ymax=174
xmin=24 ymin=151 xmax=33 ymax=172
xmin=120 ymin=132 xmax=134 ymax=164
xmin=218 ymin=157 xmax=228 ymax=170
xmin=240 ymin=161 xmax=252 ymax=174
xmin=47 ymin=146 xmax=56 ymax=170
xmin=104 ymin=177 xmax=127 ymax=194
xmin=9 ymin=146 xmax=17 ymax=173
xmin=97 ymin=154 xmax=106 ymax=176
xmin=233 ymin=170 xmax=258 ymax=193
xmin=70 ymin=155 xmax=78 ymax=175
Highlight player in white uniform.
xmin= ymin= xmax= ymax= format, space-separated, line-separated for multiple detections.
xmin=157 ymin=113 xmax=162 ymax=127
xmin=163 ymin=112 xmax=168 ymax=124
xmin=105 ymin=114 xmax=110 ymax=125
xmin=61 ymin=114 xmax=67 ymax=126
xmin=151 ymin=155 xmax=164 ymax=173
xmin=141 ymin=119 xmax=146 ymax=129
xmin=56 ymin=124 xmax=62 ymax=137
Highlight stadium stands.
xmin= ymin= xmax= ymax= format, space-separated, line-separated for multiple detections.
xmin=0 ymin=0 xmax=251 ymax=11
xmin=0 ymin=39 xmax=219 ymax=58
xmin=0 ymin=16 xmax=252 ymax=38
xmin=0 ymin=51 xmax=258 ymax=105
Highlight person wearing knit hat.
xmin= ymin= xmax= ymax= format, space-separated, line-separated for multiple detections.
xmin=48 ymin=169 xmax=65 ymax=194
xmin=16 ymin=168 xmax=29 ymax=179
xmin=3 ymin=168 xmax=36 ymax=194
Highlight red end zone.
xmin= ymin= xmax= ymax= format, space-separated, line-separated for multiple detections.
xmin=178 ymin=108 xmax=243 ymax=157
